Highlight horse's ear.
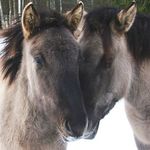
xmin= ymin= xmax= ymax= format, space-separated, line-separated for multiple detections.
xmin=22 ymin=2 xmax=40 ymax=39
xmin=112 ymin=1 xmax=137 ymax=33
xmin=64 ymin=1 xmax=84 ymax=31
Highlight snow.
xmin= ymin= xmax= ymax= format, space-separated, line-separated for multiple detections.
xmin=0 ymin=38 xmax=6 ymax=57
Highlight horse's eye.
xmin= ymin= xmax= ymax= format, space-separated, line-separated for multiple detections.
xmin=101 ymin=55 xmax=113 ymax=70
xmin=34 ymin=54 xmax=45 ymax=68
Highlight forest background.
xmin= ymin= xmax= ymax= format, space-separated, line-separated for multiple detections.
xmin=0 ymin=0 xmax=149 ymax=28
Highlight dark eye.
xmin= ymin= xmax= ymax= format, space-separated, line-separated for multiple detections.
xmin=101 ymin=55 xmax=113 ymax=70
xmin=34 ymin=54 xmax=45 ymax=68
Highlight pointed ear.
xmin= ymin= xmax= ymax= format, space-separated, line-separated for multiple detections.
xmin=112 ymin=2 xmax=137 ymax=33
xmin=22 ymin=2 xmax=40 ymax=39
xmin=64 ymin=1 xmax=84 ymax=31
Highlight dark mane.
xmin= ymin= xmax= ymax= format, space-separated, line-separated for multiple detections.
xmin=127 ymin=13 xmax=150 ymax=61
xmin=0 ymin=9 xmax=71 ymax=85
xmin=84 ymin=7 xmax=119 ymax=33
xmin=84 ymin=7 xmax=150 ymax=61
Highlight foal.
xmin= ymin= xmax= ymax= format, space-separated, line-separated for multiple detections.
xmin=79 ymin=2 xmax=150 ymax=149
xmin=0 ymin=2 xmax=87 ymax=150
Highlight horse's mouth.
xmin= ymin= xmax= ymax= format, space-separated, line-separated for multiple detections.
xmin=62 ymin=135 xmax=82 ymax=142
xmin=60 ymin=120 xmax=99 ymax=141
xmin=95 ymin=97 xmax=119 ymax=120
xmin=82 ymin=98 xmax=119 ymax=140
xmin=82 ymin=121 xmax=100 ymax=139
xmin=58 ymin=125 xmax=83 ymax=142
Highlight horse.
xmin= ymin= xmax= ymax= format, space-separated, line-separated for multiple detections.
xmin=0 ymin=2 xmax=87 ymax=150
xmin=78 ymin=1 xmax=150 ymax=149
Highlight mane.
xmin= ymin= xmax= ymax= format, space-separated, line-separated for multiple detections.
xmin=0 ymin=9 xmax=71 ymax=85
xmin=84 ymin=7 xmax=150 ymax=62
xmin=127 ymin=13 xmax=150 ymax=61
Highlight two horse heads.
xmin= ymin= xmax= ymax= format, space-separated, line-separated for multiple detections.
xmin=0 ymin=2 xmax=87 ymax=150
xmin=79 ymin=2 xmax=150 ymax=149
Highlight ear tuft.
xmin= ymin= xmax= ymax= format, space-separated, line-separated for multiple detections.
xmin=113 ymin=1 xmax=137 ymax=33
xmin=64 ymin=1 xmax=84 ymax=31
xmin=22 ymin=2 xmax=40 ymax=39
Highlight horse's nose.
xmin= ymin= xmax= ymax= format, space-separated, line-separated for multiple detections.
xmin=65 ymin=116 xmax=87 ymax=138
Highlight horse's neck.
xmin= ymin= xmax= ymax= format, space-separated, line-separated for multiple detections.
xmin=126 ymin=60 xmax=150 ymax=114
xmin=0 ymin=141 xmax=67 ymax=150
xmin=125 ymin=60 xmax=150 ymax=145
xmin=0 ymin=73 xmax=66 ymax=150
xmin=0 ymin=76 xmax=24 ymax=147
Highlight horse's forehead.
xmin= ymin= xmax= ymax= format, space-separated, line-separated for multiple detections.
xmin=26 ymin=28 xmax=78 ymax=55
xmin=32 ymin=28 xmax=74 ymax=46
xmin=81 ymin=27 xmax=112 ymax=53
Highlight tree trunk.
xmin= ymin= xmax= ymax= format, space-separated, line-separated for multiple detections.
xmin=0 ymin=0 xmax=4 ymax=28
xmin=59 ymin=0 xmax=62 ymax=13
xmin=9 ymin=0 xmax=12 ymax=25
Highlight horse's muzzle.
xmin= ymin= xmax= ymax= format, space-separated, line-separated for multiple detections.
xmin=83 ymin=121 xmax=100 ymax=139
xmin=64 ymin=115 xmax=88 ymax=141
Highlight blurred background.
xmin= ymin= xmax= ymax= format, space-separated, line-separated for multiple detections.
xmin=0 ymin=0 xmax=150 ymax=28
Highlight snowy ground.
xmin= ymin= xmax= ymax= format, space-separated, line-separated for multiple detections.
xmin=0 ymin=38 xmax=6 ymax=56
xmin=68 ymin=100 xmax=137 ymax=150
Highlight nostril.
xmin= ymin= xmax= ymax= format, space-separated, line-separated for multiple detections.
xmin=65 ymin=120 xmax=72 ymax=134
xmin=64 ymin=119 xmax=86 ymax=138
